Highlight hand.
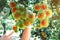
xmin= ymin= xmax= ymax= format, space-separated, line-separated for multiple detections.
xmin=0 ymin=31 xmax=14 ymax=40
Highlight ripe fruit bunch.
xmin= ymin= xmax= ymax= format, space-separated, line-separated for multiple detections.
xmin=34 ymin=3 xmax=52 ymax=29
xmin=17 ymin=13 xmax=35 ymax=29
xmin=10 ymin=2 xmax=25 ymax=20
xmin=34 ymin=3 xmax=47 ymax=11
xmin=10 ymin=2 xmax=35 ymax=31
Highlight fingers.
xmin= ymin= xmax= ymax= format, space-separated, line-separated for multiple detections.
xmin=7 ymin=31 xmax=14 ymax=37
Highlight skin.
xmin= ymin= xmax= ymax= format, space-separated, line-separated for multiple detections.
xmin=21 ymin=27 xmax=31 ymax=40
xmin=0 ymin=31 xmax=14 ymax=40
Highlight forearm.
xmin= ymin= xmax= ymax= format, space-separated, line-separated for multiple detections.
xmin=21 ymin=27 xmax=31 ymax=40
